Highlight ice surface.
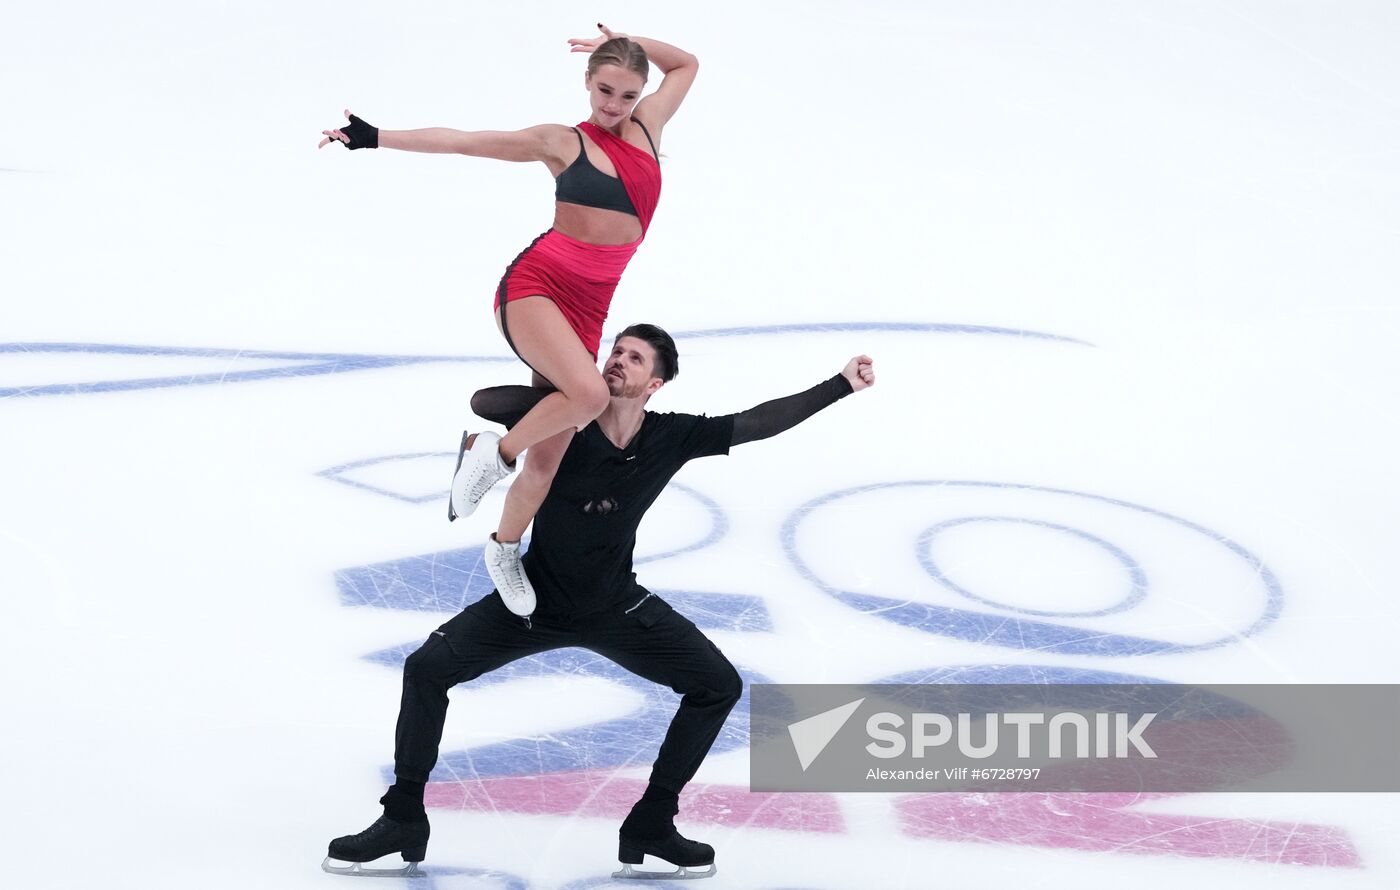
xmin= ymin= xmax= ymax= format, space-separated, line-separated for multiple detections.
xmin=3 ymin=2 xmax=1399 ymax=888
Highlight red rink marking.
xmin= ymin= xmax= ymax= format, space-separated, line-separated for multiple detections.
xmin=896 ymin=792 xmax=1361 ymax=867
xmin=425 ymin=771 xmax=846 ymax=834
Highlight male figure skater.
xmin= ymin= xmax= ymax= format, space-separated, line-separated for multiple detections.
xmin=324 ymin=323 xmax=875 ymax=879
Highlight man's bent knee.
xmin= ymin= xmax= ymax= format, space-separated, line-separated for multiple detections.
xmin=402 ymin=634 xmax=455 ymax=683
xmin=718 ymin=665 xmax=744 ymax=709
xmin=688 ymin=656 xmax=743 ymax=710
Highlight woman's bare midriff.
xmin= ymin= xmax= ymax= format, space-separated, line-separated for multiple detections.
xmin=552 ymin=201 xmax=643 ymax=245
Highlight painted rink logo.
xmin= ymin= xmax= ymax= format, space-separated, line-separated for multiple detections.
xmin=6 ymin=323 xmax=1354 ymax=875
xmin=305 ymin=322 xmax=1352 ymax=873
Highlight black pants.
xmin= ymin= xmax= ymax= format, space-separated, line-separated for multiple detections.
xmin=394 ymin=590 xmax=743 ymax=796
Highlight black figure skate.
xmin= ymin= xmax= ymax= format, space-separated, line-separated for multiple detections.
xmin=614 ymin=798 xmax=716 ymax=880
xmin=323 ymin=814 xmax=430 ymax=878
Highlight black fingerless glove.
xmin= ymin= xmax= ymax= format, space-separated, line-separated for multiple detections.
xmin=340 ymin=114 xmax=379 ymax=149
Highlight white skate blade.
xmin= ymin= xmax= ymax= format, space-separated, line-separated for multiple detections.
xmin=321 ymin=856 xmax=426 ymax=878
xmin=611 ymin=861 xmax=717 ymax=880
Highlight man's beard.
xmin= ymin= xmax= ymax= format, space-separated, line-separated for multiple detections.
xmin=607 ymin=372 xmax=647 ymax=399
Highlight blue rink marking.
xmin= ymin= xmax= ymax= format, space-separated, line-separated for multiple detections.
xmin=882 ymin=664 xmax=1170 ymax=685
xmin=336 ymin=550 xmax=774 ymax=622
xmin=365 ymin=642 xmax=769 ymax=783
xmin=318 ymin=451 xmax=457 ymax=504
xmin=782 ymin=480 xmax=1284 ymax=656
xmin=333 ymin=478 xmax=745 ymax=622
xmin=561 ymin=881 xmax=824 ymax=890
xmin=918 ymin=516 xmax=1149 ymax=618
xmin=319 ymin=450 xmax=730 ymax=566
xmin=0 ymin=322 xmax=1089 ymax=399
xmin=410 ymin=866 xmax=528 ymax=890
xmin=0 ymin=342 xmax=513 ymax=398
xmin=343 ymin=571 xmax=773 ymax=633
xmin=664 ymin=321 xmax=1091 ymax=345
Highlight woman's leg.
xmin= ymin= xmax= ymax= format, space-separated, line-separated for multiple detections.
xmin=474 ymin=372 xmax=573 ymax=542
xmin=499 ymin=371 xmax=571 ymax=546
xmin=497 ymin=427 xmax=571 ymax=543
xmin=449 ymin=296 xmax=604 ymax=527
xmin=494 ymin=296 xmax=610 ymax=465
xmin=459 ymin=299 xmax=608 ymax=608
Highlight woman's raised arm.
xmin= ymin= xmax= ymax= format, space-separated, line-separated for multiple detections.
xmin=569 ymin=25 xmax=698 ymax=136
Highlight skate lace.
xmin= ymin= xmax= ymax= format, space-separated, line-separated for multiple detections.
xmin=355 ymin=817 xmax=395 ymax=841
xmin=464 ymin=463 xmax=504 ymax=501
xmin=490 ymin=549 xmax=529 ymax=602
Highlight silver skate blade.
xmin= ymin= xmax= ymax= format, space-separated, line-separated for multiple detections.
xmin=447 ymin=431 xmax=472 ymax=522
xmin=611 ymin=862 xmax=716 ymax=880
xmin=321 ymin=856 xmax=426 ymax=878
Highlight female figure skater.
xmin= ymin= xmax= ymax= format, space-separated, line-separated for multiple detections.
xmin=320 ymin=25 xmax=697 ymax=618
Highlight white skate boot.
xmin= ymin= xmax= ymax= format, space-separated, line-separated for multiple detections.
xmin=447 ymin=431 xmax=514 ymax=521
xmin=485 ymin=533 xmax=536 ymax=618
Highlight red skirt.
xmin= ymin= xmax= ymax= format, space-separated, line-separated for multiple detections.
xmin=494 ymin=228 xmax=641 ymax=360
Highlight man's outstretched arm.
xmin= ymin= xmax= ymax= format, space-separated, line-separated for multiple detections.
xmin=729 ymin=355 xmax=875 ymax=446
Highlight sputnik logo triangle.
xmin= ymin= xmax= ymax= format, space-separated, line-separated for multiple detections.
xmin=788 ymin=697 xmax=865 ymax=771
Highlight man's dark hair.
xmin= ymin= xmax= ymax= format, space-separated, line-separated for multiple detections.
xmin=615 ymin=323 xmax=679 ymax=382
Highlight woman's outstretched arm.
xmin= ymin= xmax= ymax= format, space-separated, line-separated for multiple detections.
xmin=320 ymin=109 xmax=570 ymax=162
xmin=379 ymin=124 xmax=565 ymax=160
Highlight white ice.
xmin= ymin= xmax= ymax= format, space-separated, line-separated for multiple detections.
xmin=3 ymin=2 xmax=1398 ymax=888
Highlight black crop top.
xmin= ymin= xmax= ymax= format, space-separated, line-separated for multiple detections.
xmin=554 ymin=118 xmax=658 ymax=216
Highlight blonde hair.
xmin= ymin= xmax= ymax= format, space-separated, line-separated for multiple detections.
xmin=587 ymin=37 xmax=649 ymax=83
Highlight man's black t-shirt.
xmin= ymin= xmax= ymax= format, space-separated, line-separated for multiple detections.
xmin=521 ymin=411 xmax=735 ymax=619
